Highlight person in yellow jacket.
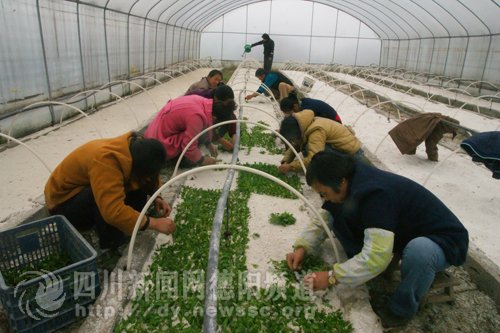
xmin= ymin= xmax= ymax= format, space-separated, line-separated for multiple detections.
xmin=278 ymin=110 xmax=366 ymax=174
xmin=44 ymin=132 xmax=175 ymax=249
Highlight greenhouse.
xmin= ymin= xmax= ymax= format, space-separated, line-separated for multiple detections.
xmin=0 ymin=1 xmax=499 ymax=332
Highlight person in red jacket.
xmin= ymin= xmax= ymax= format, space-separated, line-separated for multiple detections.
xmin=145 ymin=89 xmax=236 ymax=166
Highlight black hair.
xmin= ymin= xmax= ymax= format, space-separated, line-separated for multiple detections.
xmin=208 ymin=69 xmax=223 ymax=78
xmin=261 ymin=33 xmax=270 ymax=40
xmin=212 ymin=99 xmax=237 ymax=122
xmin=280 ymin=97 xmax=299 ymax=112
xmin=129 ymin=133 xmax=167 ymax=179
xmin=306 ymin=151 xmax=355 ymax=191
xmin=214 ymin=84 xmax=234 ymax=101
xmin=279 ymin=116 xmax=302 ymax=145
xmin=255 ymin=68 xmax=266 ymax=77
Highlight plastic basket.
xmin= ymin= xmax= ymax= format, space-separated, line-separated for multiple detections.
xmin=0 ymin=215 xmax=100 ymax=333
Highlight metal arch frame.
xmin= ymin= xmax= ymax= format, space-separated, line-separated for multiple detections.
xmin=177 ymin=0 xmax=225 ymax=30
xmin=103 ymin=0 xmax=113 ymax=86
xmin=456 ymin=0 xmax=493 ymax=89
xmin=361 ymin=0 xmax=416 ymax=42
xmin=166 ymin=1 xmax=202 ymax=62
xmin=430 ymin=0 xmax=470 ymax=79
xmin=8 ymin=101 xmax=104 ymax=139
xmin=191 ymin=0 xmax=254 ymax=32
xmin=126 ymin=1 xmax=141 ymax=80
xmin=66 ymin=88 xmax=141 ymax=126
xmin=193 ymin=0 xmax=388 ymax=40
xmin=0 ymin=133 xmax=53 ymax=174
xmin=323 ymin=1 xmax=399 ymax=39
xmin=452 ymin=94 xmax=500 ymax=119
xmin=142 ymin=0 xmax=163 ymax=74
xmin=167 ymin=1 xmax=209 ymax=62
xmin=385 ymin=0 xmax=434 ymax=71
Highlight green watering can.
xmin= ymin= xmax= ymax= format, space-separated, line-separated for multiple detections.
xmin=244 ymin=44 xmax=252 ymax=53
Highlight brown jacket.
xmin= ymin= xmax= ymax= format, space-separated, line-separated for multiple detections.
xmin=389 ymin=113 xmax=458 ymax=154
xmin=282 ymin=110 xmax=361 ymax=171
xmin=44 ymin=132 xmax=148 ymax=235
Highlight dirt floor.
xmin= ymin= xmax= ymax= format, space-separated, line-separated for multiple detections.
xmin=368 ymin=265 xmax=500 ymax=333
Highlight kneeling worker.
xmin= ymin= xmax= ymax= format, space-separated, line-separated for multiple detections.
xmin=45 ymin=132 xmax=175 ymax=249
xmin=278 ymin=109 xmax=365 ymax=174
xmin=245 ymin=68 xmax=295 ymax=102
xmin=287 ymin=151 xmax=469 ymax=328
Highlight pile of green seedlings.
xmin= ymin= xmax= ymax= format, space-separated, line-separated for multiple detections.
xmin=240 ymin=121 xmax=283 ymax=155
xmin=115 ymin=120 xmax=352 ymax=332
xmin=269 ymin=212 xmax=296 ymax=226
xmin=1 ymin=252 xmax=72 ymax=286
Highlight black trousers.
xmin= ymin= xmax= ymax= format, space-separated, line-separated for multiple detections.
xmin=264 ymin=54 xmax=273 ymax=72
xmin=51 ymin=187 xmax=148 ymax=249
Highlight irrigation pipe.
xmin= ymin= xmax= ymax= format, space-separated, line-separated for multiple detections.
xmin=126 ymin=164 xmax=341 ymax=271
xmin=0 ymin=133 xmax=52 ymax=173
xmin=203 ymin=91 xmax=244 ymax=333
xmin=172 ymin=119 xmax=307 ymax=177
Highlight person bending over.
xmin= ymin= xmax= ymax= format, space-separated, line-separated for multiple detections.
xmin=280 ymin=97 xmax=342 ymax=123
xmin=185 ymin=85 xmax=238 ymax=152
xmin=145 ymin=91 xmax=236 ymax=167
xmin=45 ymin=132 xmax=175 ymax=249
xmin=278 ymin=110 xmax=365 ymax=174
xmin=287 ymin=151 xmax=468 ymax=328
xmin=245 ymin=68 xmax=295 ymax=102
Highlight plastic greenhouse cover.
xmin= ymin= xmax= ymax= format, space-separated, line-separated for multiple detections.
xmin=77 ymin=0 xmax=500 ymax=39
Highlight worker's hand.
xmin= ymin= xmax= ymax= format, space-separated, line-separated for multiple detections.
xmin=208 ymin=143 xmax=218 ymax=157
xmin=201 ymin=155 xmax=217 ymax=166
xmin=245 ymin=93 xmax=257 ymax=102
xmin=150 ymin=217 xmax=176 ymax=235
xmin=218 ymin=138 xmax=234 ymax=151
xmin=304 ymin=271 xmax=329 ymax=290
xmin=154 ymin=197 xmax=171 ymax=217
xmin=278 ymin=163 xmax=292 ymax=174
xmin=286 ymin=247 xmax=305 ymax=271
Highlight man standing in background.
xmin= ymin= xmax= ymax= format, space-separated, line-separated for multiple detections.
xmin=251 ymin=33 xmax=274 ymax=72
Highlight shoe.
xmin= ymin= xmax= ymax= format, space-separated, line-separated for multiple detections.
xmin=375 ymin=306 xmax=410 ymax=328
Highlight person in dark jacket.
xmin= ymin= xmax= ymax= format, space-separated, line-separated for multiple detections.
xmin=245 ymin=68 xmax=295 ymax=102
xmin=280 ymin=97 xmax=342 ymax=123
xmin=287 ymin=151 xmax=468 ymax=328
xmin=250 ymin=33 xmax=274 ymax=72
xmin=389 ymin=113 xmax=459 ymax=161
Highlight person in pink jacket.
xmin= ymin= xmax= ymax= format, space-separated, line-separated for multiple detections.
xmin=145 ymin=91 xmax=236 ymax=166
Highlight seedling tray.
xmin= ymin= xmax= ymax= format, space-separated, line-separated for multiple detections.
xmin=0 ymin=215 xmax=100 ymax=333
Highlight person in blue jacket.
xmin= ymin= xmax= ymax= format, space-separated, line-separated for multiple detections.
xmin=280 ymin=97 xmax=342 ymax=123
xmin=287 ymin=151 xmax=469 ymax=328
xmin=245 ymin=68 xmax=295 ymax=102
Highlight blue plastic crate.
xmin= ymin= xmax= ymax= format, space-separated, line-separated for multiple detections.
xmin=0 ymin=215 xmax=100 ymax=333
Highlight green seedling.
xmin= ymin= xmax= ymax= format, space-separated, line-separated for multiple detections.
xmin=240 ymin=122 xmax=283 ymax=155
xmin=237 ymin=162 xmax=301 ymax=199
xmin=2 ymin=252 xmax=72 ymax=286
xmin=115 ymin=140 xmax=352 ymax=331
xmin=269 ymin=212 xmax=296 ymax=226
